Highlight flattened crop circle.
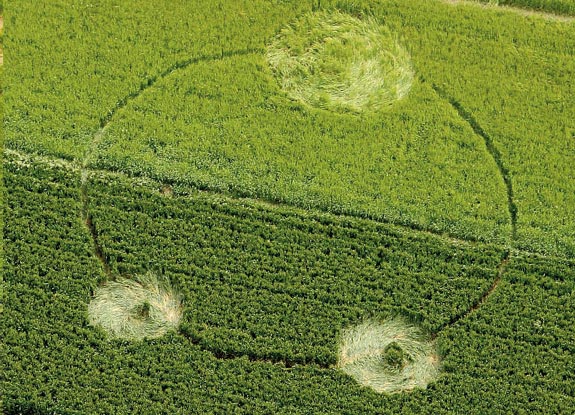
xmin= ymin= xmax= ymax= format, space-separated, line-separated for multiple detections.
xmin=338 ymin=318 xmax=440 ymax=393
xmin=88 ymin=272 xmax=183 ymax=340
xmin=266 ymin=10 xmax=414 ymax=113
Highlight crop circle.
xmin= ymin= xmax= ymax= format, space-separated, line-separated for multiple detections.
xmin=266 ymin=10 xmax=414 ymax=113
xmin=88 ymin=272 xmax=183 ymax=340
xmin=337 ymin=318 xmax=440 ymax=393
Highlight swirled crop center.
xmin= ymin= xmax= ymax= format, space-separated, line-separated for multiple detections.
xmin=266 ymin=10 xmax=414 ymax=113
xmin=88 ymin=273 xmax=183 ymax=340
xmin=338 ymin=318 xmax=440 ymax=393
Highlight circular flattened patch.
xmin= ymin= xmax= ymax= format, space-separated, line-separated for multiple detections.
xmin=266 ymin=10 xmax=414 ymax=113
xmin=88 ymin=273 xmax=183 ymax=340
xmin=338 ymin=318 xmax=440 ymax=393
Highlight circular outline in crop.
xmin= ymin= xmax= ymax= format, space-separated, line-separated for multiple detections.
xmin=88 ymin=272 xmax=183 ymax=340
xmin=337 ymin=318 xmax=440 ymax=393
xmin=266 ymin=10 xmax=415 ymax=113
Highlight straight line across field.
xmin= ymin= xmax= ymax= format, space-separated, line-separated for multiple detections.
xmin=7 ymin=144 xmax=571 ymax=366
xmin=76 ymin=23 xmax=516 ymax=263
xmin=9 ymin=0 xmax=574 ymax=256
xmin=4 ymin=151 xmax=509 ymax=368
xmin=9 ymin=147 xmax=564 ymax=263
xmin=5 ymin=149 xmax=575 ymax=413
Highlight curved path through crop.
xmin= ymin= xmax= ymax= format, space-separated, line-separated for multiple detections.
xmin=9 ymin=146 xmax=565 ymax=371
xmin=422 ymin=77 xmax=518 ymax=332
xmin=426 ymin=81 xmax=518 ymax=242
xmin=80 ymin=48 xmax=262 ymax=282
xmin=79 ymin=47 xmax=490 ymax=287
xmin=49 ymin=40 xmax=525 ymax=368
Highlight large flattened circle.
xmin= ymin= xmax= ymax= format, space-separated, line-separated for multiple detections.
xmin=266 ymin=10 xmax=414 ymax=113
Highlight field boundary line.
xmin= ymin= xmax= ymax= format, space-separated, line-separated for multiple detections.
xmin=5 ymin=148 xmax=487 ymax=249
xmin=440 ymin=0 xmax=575 ymax=22
xmin=6 ymin=148 xmax=575 ymax=369
xmin=6 ymin=147 xmax=574 ymax=264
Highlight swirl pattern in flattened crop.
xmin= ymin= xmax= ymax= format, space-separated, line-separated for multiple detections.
xmin=338 ymin=318 xmax=440 ymax=393
xmin=88 ymin=272 xmax=183 ymax=340
xmin=266 ymin=11 xmax=414 ymax=113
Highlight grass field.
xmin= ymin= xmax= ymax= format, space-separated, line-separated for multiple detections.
xmin=2 ymin=0 xmax=575 ymax=413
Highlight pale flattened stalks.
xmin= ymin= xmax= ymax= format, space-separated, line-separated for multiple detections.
xmin=88 ymin=272 xmax=183 ymax=340
xmin=266 ymin=10 xmax=414 ymax=113
xmin=338 ymin=318 xmax=440 ymax=393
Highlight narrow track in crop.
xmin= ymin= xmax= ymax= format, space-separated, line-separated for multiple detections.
xmin=421 ymin=77 xmax=517 ymax=336
xmin=5 ymin=147 xmax=556 ymax=371
xmin=7 ymin=48 xmax=526 ymax=369
xmin=181 ymin=329 xmax=330 ymax=368
xmin=82 ymin=47 xmax=263 ymax=175
xmin=424 ymin=79 xmax=518 ymax=334
xmin=80 ymin=48 xmax=262 ymax=282
xmin=12 ymin=146 xmax=571 ymax=266
xmin=432 ymin=252 xmax=510 ymax=338
xmin=427 ymin=81 xmax=518 ymax=242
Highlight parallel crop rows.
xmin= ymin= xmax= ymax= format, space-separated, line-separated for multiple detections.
xmin=475 ymin=0 xmax=575 ymax=15
xmin=2 ymin=0 xmax=575 ymax=413
xmin=3 ymin=155 xmax=574 ymax=414
xmin=86 ymin=167 xmax=504 ymax=366
xmin=6 ymin=0 xmax=575 ymax=258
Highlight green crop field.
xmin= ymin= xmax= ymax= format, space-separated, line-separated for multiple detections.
xmin=2 ymin=0 xmax=574 ymax=413
xmin=474 ymin=0 xmax=575 ymax=16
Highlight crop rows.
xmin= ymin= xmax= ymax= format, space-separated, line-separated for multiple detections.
xmin=6 ymin=0 xmax=575 ymax=257
xmin=95 ymin=51 xmax=510 ymax=246
xmin=85 ymin=165 xmax=505 ymax=365
xmin=392 ymin=0 xmax=575 ymax=256
xmin=3 ymin=0 xmax=309 ymax=159
xmin=3 ymin=0 xmax=574 ymax=412
xmin=439 ymin=254 xmax=575 ymax=413
xmin=3 ymin=154 xmax=574 ymax=413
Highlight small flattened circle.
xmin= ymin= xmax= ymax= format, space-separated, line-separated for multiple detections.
xmin=338 ymin=318 xmax=440 ymax=393
xmin=88 ymin=272 xmax=183 ymax=340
